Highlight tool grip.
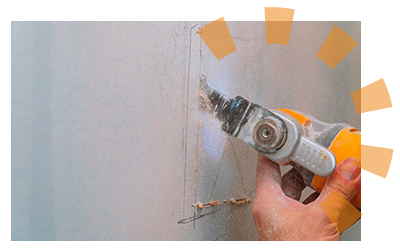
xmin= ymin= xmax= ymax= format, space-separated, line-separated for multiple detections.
xmin=311 ymin=126 xmax=361 ymax=210
xmin=277 ymin=109 xmax=361 ymax=210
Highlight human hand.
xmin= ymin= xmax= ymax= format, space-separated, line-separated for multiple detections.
xmin=252 ymin=154 xmax=361 ymax=241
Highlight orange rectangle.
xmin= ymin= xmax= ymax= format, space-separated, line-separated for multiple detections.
xmin=197 ymin=17 xmax=237 ymax=61
xmin=265 ymin=21 xmax=293 ymax=45
xmin=359 ymin=144 xmax=393 ymax=178
xmin=264 ymin=7 xmax=295 ymax=45
xmin=316 ymin=25 xmax=358 ymax=68
xmin=320 ymin=190 xmax=362 ymax=234
xmin=351 ymin=78 xmax=392 ymax=114
xmin=265 ymin=7 xmax=295 ymax=21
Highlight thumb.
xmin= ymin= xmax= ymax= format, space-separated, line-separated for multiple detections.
xmin=313 ymin=158 xmax=361 ymax=235
xmin=317 ymin=157 xmax=361 ymax=205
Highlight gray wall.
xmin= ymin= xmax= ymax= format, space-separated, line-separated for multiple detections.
xmin=11 ymin=21 xmax=360 ymax=240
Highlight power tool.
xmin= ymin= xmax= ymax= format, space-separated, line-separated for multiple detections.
xmin=200 ymin=77 xmax=361 ymax=210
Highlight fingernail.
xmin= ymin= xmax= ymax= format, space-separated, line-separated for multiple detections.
xmin=340 ymin=158 xmax=361 ymax=181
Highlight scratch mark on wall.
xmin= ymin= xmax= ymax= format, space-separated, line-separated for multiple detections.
xmin=178 ymin=204 xmax=229 ymax=224
xmin=183 ymin=23 xmax=199 ymax=219
xmin=209 ymin=140 xmax=228 ymax=201
xmin=245 ymin=22 xmax=255 ymax=194
xmin=229 ymin=138 xmax=246 ymax=194
xmin=193 ymin=22 xmax=202 ymax=229
xmin=201 ymin=50 xmax=209 ymax=77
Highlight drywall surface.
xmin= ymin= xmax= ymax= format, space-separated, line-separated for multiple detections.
xmin=11 ymin=21 xmax=361 ymax=240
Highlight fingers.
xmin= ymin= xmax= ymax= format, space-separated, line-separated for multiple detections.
xmin=317 ymin=158 xmax=361 ymax=203
xmin=281 ymin=168 xmax=306 ymax=201
xmin=253 ymin=154 xmax=287 ymax=239
xmin=253 ymin=154 xmax=285 ymax=218
xmin=255 ymin=153 xmax=283 ymax=199
xmin=309 ymin=158 xmax=361 ymax=235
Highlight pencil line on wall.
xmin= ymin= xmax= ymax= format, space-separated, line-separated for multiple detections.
xmin=245 ymin=21 xmax=255 ymax=194
xmin=183 ymin=23 xmax=199 ymax=219
xmin=193 ymin=22 xmax=202 ymax=229
xmin=229 ymin=138 xmax=246 ymax=194
xmin=209 ymin=140 xmax=228 ymax=201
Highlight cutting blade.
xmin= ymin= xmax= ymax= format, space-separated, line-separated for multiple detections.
xmin=199 ymin=77 xmax=250 ymax=136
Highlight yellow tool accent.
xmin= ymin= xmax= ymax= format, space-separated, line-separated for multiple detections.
xmin=278 ymin=109 xmax=361 ymax=210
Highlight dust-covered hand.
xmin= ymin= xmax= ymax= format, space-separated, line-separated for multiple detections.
xmin=252 ymin=154 xmax=361 ymax=241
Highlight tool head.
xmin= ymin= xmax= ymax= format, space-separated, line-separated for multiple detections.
xmin=253 ymin=117 xmax=286 ymax=151
xmin=199 ymin=77 xmax=249 ymax=136
xmin=199 ymin=76 xmax=336 ymax=177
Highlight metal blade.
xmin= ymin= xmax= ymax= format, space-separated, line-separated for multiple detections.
xmin=199 ymin=76 xmax=250 ymax=136
xmin=199 ymin=76 xmax=233 ymax=122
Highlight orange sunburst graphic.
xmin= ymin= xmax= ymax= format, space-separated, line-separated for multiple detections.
xmin=264 ymin=7 xmax=295 ymax=45
xmin=351 ymin=79 xmax=393 ymax=179
xmin=197 ymin=17 xmax=236 ymax=60
xmin=197 ymin=7 xmax=394 ymax=235
xmin=317 ymin=25 xmax=358 ymax=69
